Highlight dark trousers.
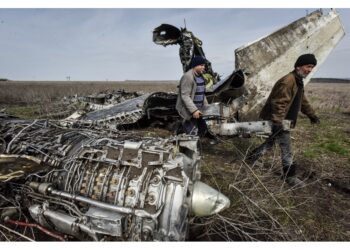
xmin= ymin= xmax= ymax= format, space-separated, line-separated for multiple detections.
xmin=250 ymin=131 xmax=296 ymax=177
xmin=182 ymin=117 xmax=208 ymax=137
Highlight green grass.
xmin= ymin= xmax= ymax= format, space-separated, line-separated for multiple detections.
xmin=1 ymin=105 xmax=40 ymax=119
xmin=300 ymin=115 xmax=350 ymax=160
xmin=319 ymin=141 xmax=348 ymax=155
xmin=303 ymin=140 xmax=349 ymax=159
xmin=303 ymin=148 xmax=320 ymax=159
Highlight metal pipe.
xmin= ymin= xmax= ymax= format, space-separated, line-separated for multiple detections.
xmin=49 ymin=189 xmax=134 ymax=214
xmin=6 ymin=120 xmax=38 ymax=153
xmin=49 ymin=188 xmax=161 ymax=219
xmin=27 ymin=182 xmax=159 ymax=219
xmin=208 ymin=120 xmax=291 ymax=136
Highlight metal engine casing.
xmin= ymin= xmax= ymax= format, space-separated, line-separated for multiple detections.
xmin=1 ymin=119 xmax=214 ymax=241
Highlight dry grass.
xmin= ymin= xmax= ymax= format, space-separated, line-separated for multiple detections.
xmin=192 ymin=82 xmax=350 ymax=241
xmin=0 ymin=81 xmax=349 ymax=241
xmin=0 ymin=80 xmax=177 ymax=105
xmin=193 ymin=135 xmax=350 ymax=241
xmin=306 ymin=82 xmax=350 ymax=113
xmin=0 ymin=80 xmax=178 ymax=118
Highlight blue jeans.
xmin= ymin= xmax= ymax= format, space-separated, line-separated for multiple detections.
xmin=250 ymin=131 xmax=295 ymax=177
xmin=182 ymin=117 xmax=208 ymax=137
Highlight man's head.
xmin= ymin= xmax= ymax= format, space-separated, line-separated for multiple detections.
xmin=191 ymin=56 xmax=206 ymax=75
xmin=294 ymin=54 xmax=317 ymax=78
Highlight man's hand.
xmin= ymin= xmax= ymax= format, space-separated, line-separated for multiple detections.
xmin=192 ymin=110 xmax=202 ymax=119
xmin=309 ymin=115 xmax=320 ymax=124
xmin=271 ymin=123 xmax=283 ymax=135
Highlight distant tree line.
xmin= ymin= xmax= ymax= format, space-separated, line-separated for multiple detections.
xmin=311 ymin=78 xmax=350 ymax=83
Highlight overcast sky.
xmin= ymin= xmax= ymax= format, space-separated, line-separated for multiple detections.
xmin=0 ymin=8 xmax=349 ymax=81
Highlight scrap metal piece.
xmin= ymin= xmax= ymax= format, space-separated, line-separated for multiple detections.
xmin=60 ymin=94 xmax=150 ymax=129
xmin=207 ymin=120 xmax=292 ymax=136
xmin=153 ymin=24 xmax=220 ymax=83
xmin=153 ymin=24 xmax=182 ymax=46
xmin=81 ymin=94 xmax=150 ymax=121
xmin=0 ymin=154 xmax=42 ymax=181
xmin=205 ymin=69 xmax=246 ymax=105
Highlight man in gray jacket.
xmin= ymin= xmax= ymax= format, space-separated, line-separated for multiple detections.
xmin=176 ymin=56 xmax=209 ymax=136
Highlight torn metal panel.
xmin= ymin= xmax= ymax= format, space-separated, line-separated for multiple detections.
xmin=142 ymin=92 xmax=179 ymax=122
xmin=205 ymin=69 xmax=246 ymax=103
xmin=152 ymin=24 xmax=182 ymax=46
xmin=62 ymin=92 xmax=179 ymax=130
xmin=61 ymin=94 xmax=151 ymax=129
xmin=79 ymin=90 xmax=142 ymax=111
xmin=82 ymin=94 xmax=150 ymax=121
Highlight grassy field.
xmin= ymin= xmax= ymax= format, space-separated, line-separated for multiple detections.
xmin=0 ymin=80 xmax=178 ymax=118
xmin=0 ymin=80 xmax=349 ymax=241
xmin=193 ymin=82 xmax=350 ymax=241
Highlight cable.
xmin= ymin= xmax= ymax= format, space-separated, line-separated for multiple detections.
xmin=0 ymin=170 xmax=24 ymax=182
xmin=6 ymin=120 xmax=38 ymax=153
xmin=5 ymin=219 xmax=65 ymax=241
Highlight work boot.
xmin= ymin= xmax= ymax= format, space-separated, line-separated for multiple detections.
xmin=285 ymin=176 xmax=306 ymax=187
xmin=205 ymin=131 xmax=219 ymax=145
xmin=283 ymin=163 xmax=297 ymax=178
xmin=245 ymin=148 xmax=262 ymax=163
xmin=282 ymin=163 xmax=305 ymax=187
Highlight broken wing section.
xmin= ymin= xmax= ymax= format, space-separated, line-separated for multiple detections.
xmin=234 ymin=9 xmax=345 ymax=119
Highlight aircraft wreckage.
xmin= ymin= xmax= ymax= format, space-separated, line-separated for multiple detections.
xmin=60 ymin=9 xmax=345 ymax=135
xmin=0 ymin=9 xmax=345 ymax=241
